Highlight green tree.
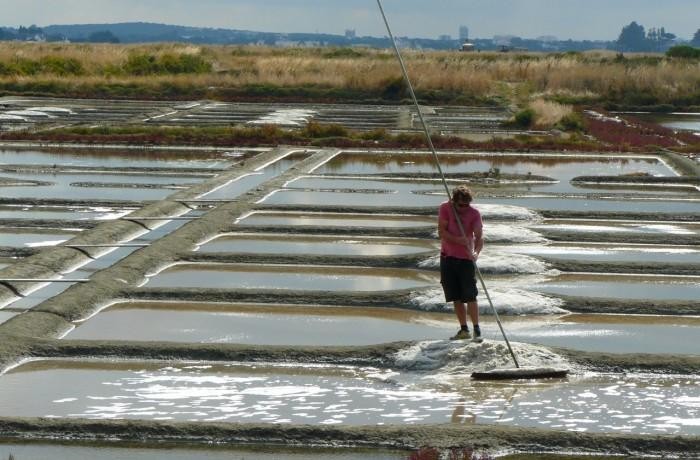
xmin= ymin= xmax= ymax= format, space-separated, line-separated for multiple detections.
xmin=666 ymin=45 xmax=700 ymax=59
xmin=617 ymin=21 xmax=649 ymax=52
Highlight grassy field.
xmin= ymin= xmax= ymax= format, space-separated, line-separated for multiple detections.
xmin=1 ymin=42 xmax=699 ymax=110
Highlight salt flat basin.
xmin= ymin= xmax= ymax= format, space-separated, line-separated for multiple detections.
xmin=0 ymin=171 xmax=202 ymax=201
xmin=0 ymin=228 xmax=80 ymax=247
xmin=236 ymin=211 xmax=434 ymax=228
xmin=0 ymin=148 xmax=237 ymax=169
xmin=201 ymin=152 xmax=309 ymax=200
xmin=317 ymin=152 xmax=674 ymax=179
xmin=3 ymin=218 xmax=197 ymax=311
xmin=263 ymin=189 xmax=442 ymax=208
xmin=68 ymin=303 xmax=700 ymax=355
xmin=532 ymin=273 xmax=700 ymax=301
xmin=144 ymin=263 xmax=437 ymax=291
xmin=634 ymin=112 xmax=700 ymax=134
xmin=289 ymin=174 xmax=691 ymax=196
xmin=529 ymin=219 xmax=699 ymax=236
xmin=68 ymin=303 xmax=455 ymax=345
xmin=496 ymin=243 xmax=700 ymax=264
xmin=0 ymin=443 xmax=403 ymax=460
xmin=264 ymin=190 xmax=700 ymax=214
xmin=0 ymin=359 xmax=698 ymax=434
xmin=0 ymin=311 xmax=16 ymax=325
xmin=0 ymin=205 xmax=134 ymax=221
xmin=196 ymin=234 xmax=436 ymax=256
xmin=493 ymin=314 xmax=700 ymax=356
xmin=477 ymin=196 xmax=700 ymax=214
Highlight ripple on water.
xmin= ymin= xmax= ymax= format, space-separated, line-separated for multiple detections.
xmin=0 ymin=360 xmax=696 ymax=435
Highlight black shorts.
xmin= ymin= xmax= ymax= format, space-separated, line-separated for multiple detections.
xmin=440 ymin=256 xmax=478 ymax=302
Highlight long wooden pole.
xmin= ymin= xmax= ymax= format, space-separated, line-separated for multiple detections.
xmin=376 ymin=0 xmax=519 ymax=368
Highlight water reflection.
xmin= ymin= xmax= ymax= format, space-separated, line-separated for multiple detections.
xmin=144 ymin=263 xmax=437 ymax=291
xmin=0 ymin=360 xmax=696 ymax=434
xmin=237 ymin=211 xmax=434 ymax=228
xmin=196 ymin=234 xmax=436 ymax=256
xmin=318 ymin=153 xmax=672 ymax=179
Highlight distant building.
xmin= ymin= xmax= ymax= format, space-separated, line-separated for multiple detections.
xmin=460 ymin=42 xmax=475 ymax=52
xmin=493 ymin=35 xmax=515 ymax=46
xmin=345 ymin=29 xmax=356 ymax=39
xmin=439 ymin=34 xmax=452 ymax=41
xmin=459 ymin=26 xmax=469 ymax=41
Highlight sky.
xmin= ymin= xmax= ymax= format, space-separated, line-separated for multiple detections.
xmin=1 ymin=0 xmax=699 ymax=41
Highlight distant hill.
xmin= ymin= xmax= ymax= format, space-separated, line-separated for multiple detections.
xmin=2 ymin=21 xmax=621 ymax=51
xmin=42 ymin=22 xmax=273 ymax=44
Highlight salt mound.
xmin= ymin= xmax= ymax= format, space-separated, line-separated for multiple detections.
xmin=247 ymin=109 xmax=317 ymax=126
xmin=475 ymin=204 xmax=542 ymax=222
xmin=419 ymin=252 xmax=551 ymax=275
xmin=394 ymin=339 xmax=570 ymax=376
xmin=486 ymin=224 xmax=546 ymax=243
xmin=410 ymin=286 xmax=566 ymax=315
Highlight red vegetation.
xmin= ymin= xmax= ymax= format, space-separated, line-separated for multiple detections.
xmin=585 ymin=111 xmax=700 ymax=151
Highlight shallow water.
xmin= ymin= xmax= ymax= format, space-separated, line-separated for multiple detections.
xmin=144 ymin=263 xmax=437 ymax=291
xmin=201 ymin=151 xmax=309 ymax=200
xmin=0 ymin=205 xmax=134 ymax=221
xmin=477 ymin=196 xmax=700 ymax=214
xmin=289 ymin=174 xmax=693 ymax=196
xmin=0 ymin=442 xmax=405 ymax=460
xmin=67 ymin=303 xmax=700 ymax=355
xmin=493 ymin=314 xmax=700 ymax=355
xmin=0 ymin=229 xmax=79 ymax=248
xmin=532 ymin=273 xmax=700 ymax=301
xmin=0 ymin=360 xmax=697 ymax=434
xmin=68 ymin=304 xmax=451 ymax=345
xmin=317 ymin=152 xmax=675 ymax=178
xmin=0 ymin=171 xmax=203 ymax=201
xmin=496 ymin=243 xmax=700 ymax=264
xmin=265 ymin=189 xmax=700 ymax=214
xmin=0 ymin=148 xmax=239 ymax=169
xmin=196 ymin=234 xmax=436 ymax=256
xmin=529 ymin=219 xmax=699 ymax=236
xmin=633 ymin=113 xmax=700 ymax=134
xmin=1 ymin=216 xmax=195 ymax=310
xmin=237 ymin=211 xmax=434 ymax=228
xmin=0 ymin=311 xmax=16 ymax=325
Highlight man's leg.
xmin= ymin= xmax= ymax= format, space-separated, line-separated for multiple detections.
xmin=450 ymin=300 xmax=471 ymax=340
xmin=467 ymin=300 xmax=481 ymax=339
xmin=467 ymin=301 xmax=479 ymax=325
xmin=454 ymin=300 xmax=467 ymax=326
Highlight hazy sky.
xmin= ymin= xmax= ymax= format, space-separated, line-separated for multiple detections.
xmin=1 ymin=0 xmax=698 ymax=41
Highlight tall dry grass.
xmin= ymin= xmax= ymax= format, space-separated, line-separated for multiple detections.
xmin=529 ymin=98 xmax=572 ymax=127
xmin=0 ymin=43 xmax=699 ymax=106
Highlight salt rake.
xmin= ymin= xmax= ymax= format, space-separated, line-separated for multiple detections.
xmin=376 ymin=0 xmax=568 ymax=380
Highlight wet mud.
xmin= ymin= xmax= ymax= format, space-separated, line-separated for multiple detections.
xmin=0 ymin=417 xmax=697 ymax=457
xmin=0 ymin=219 xmax=98 ymax=229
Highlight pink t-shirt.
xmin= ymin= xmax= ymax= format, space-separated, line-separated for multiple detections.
xmin=439 ymin=201 xmax=483 ymax=260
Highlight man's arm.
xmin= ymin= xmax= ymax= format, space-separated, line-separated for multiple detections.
xmin=473 ymin=226 xmax=484 ymax=257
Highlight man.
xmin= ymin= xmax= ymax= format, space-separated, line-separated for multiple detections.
xmin=438 ymin=185 xmax=484 ymax=341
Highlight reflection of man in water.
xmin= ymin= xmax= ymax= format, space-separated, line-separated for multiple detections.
xmin=451 ymin=398 xmax=476 ymax=424
xmin=438 ymin=185 xmax=483 ymax=341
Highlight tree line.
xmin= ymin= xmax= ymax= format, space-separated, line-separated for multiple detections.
xmin=617 ymin=21 xmax=700 ymax=52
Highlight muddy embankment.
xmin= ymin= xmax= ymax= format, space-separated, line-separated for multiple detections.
xmin=0 ymin=416 xmax=698 ymax=458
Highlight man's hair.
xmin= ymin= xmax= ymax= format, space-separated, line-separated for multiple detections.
xmin=452 ymin=185 xmax=473 ymax=203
